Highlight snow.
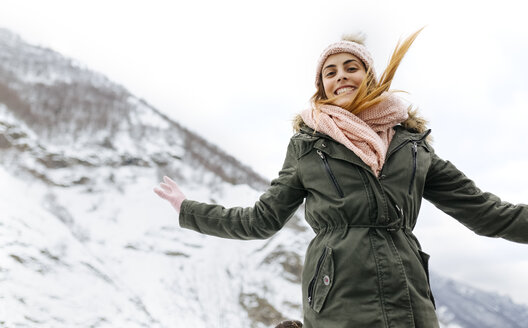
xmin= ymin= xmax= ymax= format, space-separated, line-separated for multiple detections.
xmin=0 ymin=167 xmax=157 ymax=327
xmin=128 ymin=99 xmax=171 ymax=130
xmin=1 ymin=150 xmax=302 ymax=327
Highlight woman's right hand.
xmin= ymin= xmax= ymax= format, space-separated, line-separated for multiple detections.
xmin=153 ymin=176 xmax=187 ymax=213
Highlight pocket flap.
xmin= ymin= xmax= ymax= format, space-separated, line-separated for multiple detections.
xmin=311 ymin=246 xmax=334 ymax=313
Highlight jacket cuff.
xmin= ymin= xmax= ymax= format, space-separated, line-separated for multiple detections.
xmin=178 ymin=199 xmax=198 ymax=230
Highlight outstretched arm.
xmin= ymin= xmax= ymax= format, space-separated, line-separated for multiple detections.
xmin=154 ymin=138 xmax=307 ymax=240
xmin=424 ymin=152 xmax=528 ymax=244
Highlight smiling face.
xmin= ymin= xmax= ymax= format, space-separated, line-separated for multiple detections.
xmin=321 ymin=52 xmax=367 ymax=107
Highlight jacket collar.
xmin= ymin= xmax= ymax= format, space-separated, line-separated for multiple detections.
xmin=387 ymin=125 xmax=431 ymax=155
xmin=299 ymin=124 xmax=432 ymax=174
xmin=300 ymin=124 xmax=430 ymax=146
xmin=300 ymin=124 xmax=372 ymax=172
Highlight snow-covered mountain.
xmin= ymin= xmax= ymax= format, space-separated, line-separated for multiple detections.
xmin=1 ymin=28 xmax=527 ymax=328
xmin=430 ymin=273 xmax=528 ymax=328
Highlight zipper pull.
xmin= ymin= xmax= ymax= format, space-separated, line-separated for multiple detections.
xmin=317 ymin=149 xmax=324 ymax=159
xmin=395 ymin=204 xmax=403 ymax=218
xmin=408 ymin=142 xmax=418 ymax=195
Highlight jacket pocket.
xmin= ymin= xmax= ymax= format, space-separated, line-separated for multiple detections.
xmin=418 ymin=250 xmax=436 ymax=308
xmin=316 ymin=150 xmax=344 ymax=198
xmin=307 ymin=246 xmax=334 ymax=313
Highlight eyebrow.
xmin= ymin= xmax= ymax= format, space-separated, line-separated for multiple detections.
xmin=323 ymin=59 xmax=359 ymax=72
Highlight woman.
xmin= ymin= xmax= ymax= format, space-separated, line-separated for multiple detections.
xmin=154 ymin=29 xmax=528 ymax=327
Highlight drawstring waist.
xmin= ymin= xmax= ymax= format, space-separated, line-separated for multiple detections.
xmin=313 ymin=218 xmax=405 ymax=234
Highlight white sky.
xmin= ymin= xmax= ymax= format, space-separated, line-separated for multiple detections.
xmin=2 ymin=0 xmax=528 ymax=306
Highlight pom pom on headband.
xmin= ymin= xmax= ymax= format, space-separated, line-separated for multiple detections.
xmin=314 ymin=39 xmax=376 ymax=87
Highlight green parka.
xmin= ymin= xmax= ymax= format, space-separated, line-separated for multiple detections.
xmin=179 ymin=124 xmax=528 ymax=328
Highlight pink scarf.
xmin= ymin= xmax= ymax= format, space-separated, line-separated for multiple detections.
xmin=300 ymin=92 xmax=409 ymax=176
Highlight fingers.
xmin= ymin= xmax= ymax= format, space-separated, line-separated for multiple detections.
xmin=159 ymin=182 xmax=172 ymax=193
xmin=156 ymin=176 xmax=178 ymax=193
xmin=153 ymin=187 xmax=169 ymax=200
xmin=165 ymin=177 xmax=184 ymax=195
xmin=163 ymin=176 xmax=178 ymax=187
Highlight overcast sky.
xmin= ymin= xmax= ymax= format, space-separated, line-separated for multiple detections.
xmin=2 ymin=0 xmax=528 ymax=306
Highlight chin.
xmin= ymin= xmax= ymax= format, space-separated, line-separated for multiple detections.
xmin=334 ymin=95 xmax=355 ymax=107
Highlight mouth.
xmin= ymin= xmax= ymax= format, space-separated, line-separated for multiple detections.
xmin=334 ymin=86 xmax=356 ymax=95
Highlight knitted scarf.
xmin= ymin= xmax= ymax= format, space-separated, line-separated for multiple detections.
xmin=300 ymin=92 xmax=409 ymax=176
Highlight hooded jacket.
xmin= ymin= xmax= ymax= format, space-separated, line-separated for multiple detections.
xmin=179 ymin=122 xmax=528 ymax=328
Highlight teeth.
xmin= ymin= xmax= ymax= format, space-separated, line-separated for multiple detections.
xmin=336 ymin=87 xmax=354 ymax=95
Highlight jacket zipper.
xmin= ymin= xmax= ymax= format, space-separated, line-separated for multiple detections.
xmin=357 ymin=167 xmax=378 ymax=223
xmin=317 ymin=150 xmax=344 ymax=198
xmin=408 ymin=142 xmax=418 ymax=195
xmin=307 ymin=247 xmax=328 ymax=306
xmin=382 ymin=129 xmax=432 ymax=175
xmin=382 ymin=130 xmax=431 ymax=193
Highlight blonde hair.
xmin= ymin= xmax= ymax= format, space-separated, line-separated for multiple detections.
xmin=312 ymin=28 xmax=425 ymax=116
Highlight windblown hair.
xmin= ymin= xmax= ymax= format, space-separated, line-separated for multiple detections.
xmin=295 ymin=28 xmax=429 ymax=134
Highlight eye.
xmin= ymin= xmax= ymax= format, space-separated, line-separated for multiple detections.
xmin=347 ymin=67 xmax=358 ymax=72
xmin=324 ymin=71 xmax=336 ymax=78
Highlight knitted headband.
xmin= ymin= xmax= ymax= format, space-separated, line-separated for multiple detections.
xmin=314 ymin=40 xmax=376 ymax=87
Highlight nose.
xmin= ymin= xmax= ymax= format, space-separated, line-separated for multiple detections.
xmin=337 ymin=70 xmax=348 ymax=82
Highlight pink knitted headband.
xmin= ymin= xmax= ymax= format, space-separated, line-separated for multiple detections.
xmin=314 ymin=40 xmax=376 ymax=87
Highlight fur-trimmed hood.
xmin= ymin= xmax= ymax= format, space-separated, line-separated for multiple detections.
xmin=292 ymin=108 xmax=430 ymax=139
